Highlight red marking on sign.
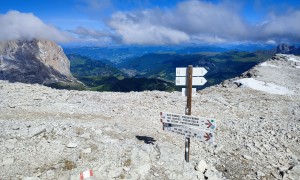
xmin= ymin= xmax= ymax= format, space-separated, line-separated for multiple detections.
xmin=204 ymin=133 xmax=211 ymax=141
xmin=205 ymin=120 xmax=212 ymax=128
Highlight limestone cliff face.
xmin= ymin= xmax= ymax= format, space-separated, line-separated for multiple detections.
xmin=0 ymin=39 xmax=75 ymax=84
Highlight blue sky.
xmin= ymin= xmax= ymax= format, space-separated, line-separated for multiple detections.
xmin=1 ymin=0 xmax=300 ymax=45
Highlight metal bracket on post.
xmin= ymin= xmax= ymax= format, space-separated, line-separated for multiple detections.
xmin=185 ymin=65 xmax=193 ymax=162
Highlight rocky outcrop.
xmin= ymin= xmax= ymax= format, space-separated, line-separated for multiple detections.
xmin=0 ymin=39 xmax=76 ymax=84
xmin=276 ymin=43 xmax=300 ymax=55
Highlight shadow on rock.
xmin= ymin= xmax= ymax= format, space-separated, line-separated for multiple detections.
xmin=136 ymin=135 xmax=156 ymax=144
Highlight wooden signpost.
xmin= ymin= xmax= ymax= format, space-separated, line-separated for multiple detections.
xmin=160 ymin=65 xmax=216 ymax=163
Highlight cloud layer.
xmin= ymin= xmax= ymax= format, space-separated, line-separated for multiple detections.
xmin=2 ymin=1 xmax=299 ymax=45
xmin=69 ymin=26 xmax=121 ymax=45
xmin=0 ymin=11 xmax=71 ymax=42
xmin=108 ymin=0 xmax=300 ymax=45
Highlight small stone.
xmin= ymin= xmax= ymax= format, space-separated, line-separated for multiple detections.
xmin=214 ymin=145 xmax=223 ymax=153
xmin=254 ymin=141 xmax=261 ymax=147
xmin=12 ymin=126 xmax=19 ymax=130
xmin=279 ymin=166 xmax=288 ymax=172
xmin=205 ymin=169 xmax=219 ymax=180
xmin=288 ymin=165 xmax=300 ymax=180
xmin=153 ymin=172 xmax=159 ymax=177
xmin=80 ymin=133 xmax=90 ymax=139
xmin=95 ymin=129 xmax=102 ymax=135
xmin=263 ymin=144 xmax=270 ymax=150
xmin=108 ymin=168 xmax=123 ymax=178
xmin=9 ymin=105 xmax=16 ymax=108
xmin=5 ymin=139 xmax=17 ymax=149
xmin=197 ymin=173 xmax=205 ymax=180
xmin=67 ymin=143 xmax=77 ymax=148
xmin=82 ymin=148 xmax=91 ymax=154
xmin=196 ymin=160 xmax=207 ymax=173
xmin=123 ymin=167 xmax=130 ymax=172
xmin=242 ymin=155 xmax=253 ymax=160
xmin=256 ymin=170 xmax=265 ymax=177
xmin=2 ymin=157 xmax=14 ymax=165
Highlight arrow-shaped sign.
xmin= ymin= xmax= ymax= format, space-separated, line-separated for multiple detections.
xmin=160 ymin=112 xmax=216 ymax=131
xmin=163 ymin=123 xmax=214 ymax=143
xmin=176 ymin=67 xmax=208 ymax=77
xmin=175 ymin=77 xmax=207 ymax=86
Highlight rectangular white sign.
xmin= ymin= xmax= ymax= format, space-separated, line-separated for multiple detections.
xmin=175 ymin=77 xmax=207 ymax=86
xmin=163 ymin=123 xmax=214 ymax=143
xmin=176 ymin=67 xmax=207 ymax=77
xmin=182 ymin=88 xmax=197 ymax=96
xmin=160 ymin=112 xmax=217 ymax=131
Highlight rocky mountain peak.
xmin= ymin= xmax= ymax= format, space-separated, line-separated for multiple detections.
xmin=276 ymin=43 xmax=300 ymax=55
xmin=0 ymin=39 xmax=76 ymax=84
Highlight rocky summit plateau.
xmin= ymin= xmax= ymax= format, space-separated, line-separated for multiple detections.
xmin=0 ymin=54 xmax=299 ymax=180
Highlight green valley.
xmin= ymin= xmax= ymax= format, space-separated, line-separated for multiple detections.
xmin=63 ymin=49 xmax=274 ymax=92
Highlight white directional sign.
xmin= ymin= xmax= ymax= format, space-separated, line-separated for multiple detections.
xmin=182 ymin=88 xmax=196 ymax=97
xmin=176 ymin=77 xmax=207 ymax=86
xmin=163 ymin=123 xmax=214 ymax=143
xmin=160 ymin=112 xmax=216 ymax=131
xmin=176 ymin=67 xmax=207 ymax=77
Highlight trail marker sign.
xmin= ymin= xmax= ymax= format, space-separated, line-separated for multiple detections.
xmin=176 ymin=67 xmax=208 ymax=77
xmin=161 ymin=65 xmax=215 ymax=163
xmin=163 ymin=123 xmax=214 ymax=143
xmin=160 ymin=112 xmax=216 ymax=132
xmin=176 ymin=77 xmax=207 ymax=86
xmin=182 ymin=88 xmax=196 ymax=96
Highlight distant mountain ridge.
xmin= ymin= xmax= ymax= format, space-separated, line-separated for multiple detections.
xmin=67 ymin=54 xmax=125 ymax=77
xmin=276 ymin=43 xmax=300 ymax=55
xmin=66 ymin=54 xmax=178 ymax=92
xmin=0 ymin=39 xmax=77 ymax=85
xmin=118 ymin=51 xmax=271 ymax=89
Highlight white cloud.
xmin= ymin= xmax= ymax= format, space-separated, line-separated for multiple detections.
xmin=108 ymin=0 xmax=248 ymax=44
xmin=255 ymin=10 xmax=300 ymax=43
xmin=109 ymin=12 xmax=190 ymax=45
xmin=108 ymin=0 xmax=300 ymax=45
xmin=69 ymin=26 xmax=121 ymax=44
xmin=0 ymin=11 xmax=72 ymax=42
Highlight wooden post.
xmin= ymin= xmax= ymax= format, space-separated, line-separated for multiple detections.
xmin=185 ymin=65 xmax=193 ymax=162
xmin=186 ymin=65 xmax=193 ymax=115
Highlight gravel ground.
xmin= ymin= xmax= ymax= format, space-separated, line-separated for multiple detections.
xmin=0 ymin=54 xmax=299 ymax=180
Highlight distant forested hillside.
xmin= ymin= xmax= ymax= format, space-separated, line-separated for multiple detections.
xmin=64 ymin=47 xmax=274 ymax=92
xmin=67 ymin=54 xmax=178 ymax=92
xmin=119 ymin=51 xmax=273 ymax=89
